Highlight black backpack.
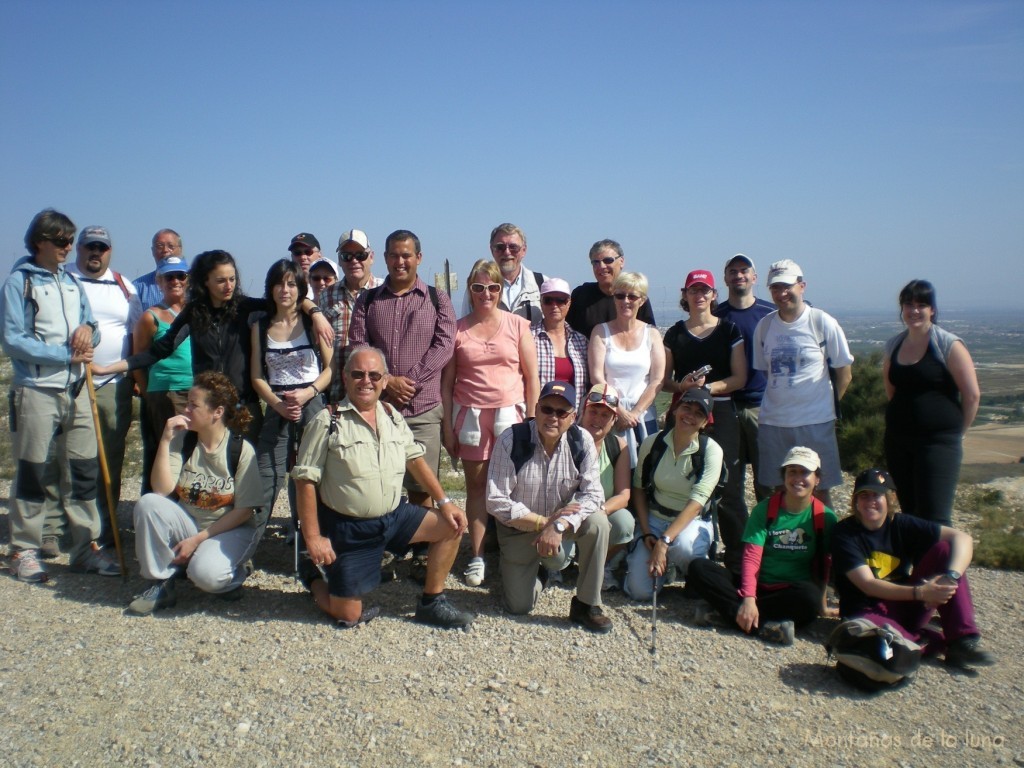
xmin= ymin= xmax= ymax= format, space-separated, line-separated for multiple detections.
xmin=825 ymin=618 xmax=922 ymax=692
xmin=509 ymin=421 xmax=587 ymax=474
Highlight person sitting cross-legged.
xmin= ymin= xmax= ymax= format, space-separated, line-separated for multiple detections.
xmin=291 ymin=345 xmax=474 ymax=629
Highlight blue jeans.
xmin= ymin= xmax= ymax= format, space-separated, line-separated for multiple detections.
xmin=623 ymin=512 xmax=712 ymax=601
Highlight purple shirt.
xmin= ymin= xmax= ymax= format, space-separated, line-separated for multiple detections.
xmin=348 ymin=276 xmax=456 ymax=417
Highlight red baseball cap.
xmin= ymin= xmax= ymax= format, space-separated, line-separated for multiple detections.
xmin=684 ymin=270 xmax=716 ymax=290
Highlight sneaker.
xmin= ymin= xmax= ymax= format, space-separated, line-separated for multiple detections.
xmin=464 ymin=557 xmax=485 ymax=587
xmin=945 ymin=635 xmax=996 ymax=669
xmin=415 ymin=594 xmax=475 ymax=629
xmin=602 ymin=564 xmax=619 ymax=592
xmin=693 ymin=601 xmax=714 ymax=627
xmin=127 ymin=578 xmax=177 ymax=616
xmin=9 ymin=549 xmax=48 ymax=583
xmin=336 ymin=606 xmax=380 ymax=630
xmin=408 ymin=553 xmax=429 ymax=585
xmin=760 ymin=620 xmax=795 ymax=646
xmin=569 ymin=596 xmax=613 ymax=634
xmin=39 ymin=536 xmax=61 ymax=559
xmin=69 ymin=542 xmax=121 ymax=577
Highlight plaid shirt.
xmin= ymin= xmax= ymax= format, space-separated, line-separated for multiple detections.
xmin=318 ymin=275 xmax=384 ymax=402
xmin=531 ymin=322 xmax=589 ymax=413
xmin=348 ymin=276 xmax=456 ymax=417
xmin=486 ymin=421 xmax=603 ymax=532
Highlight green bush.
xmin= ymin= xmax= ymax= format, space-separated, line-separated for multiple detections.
xmin=837 ymin=351 xmax=889 ymax=472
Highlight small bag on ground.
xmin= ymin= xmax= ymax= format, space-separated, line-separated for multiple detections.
xmin=825 ymin=618 xmax=922 ymax=692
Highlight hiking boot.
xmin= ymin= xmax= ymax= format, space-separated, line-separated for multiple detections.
xmin=408 ymin=553 xmax=429 ymax=585
xmin=569 ymin=596 xmax=613 ymax=634
xmin=601 ymin=564 xmax=620 ymax=592
xmin=945 ymin=635 xmax=996 ymax=669
xmin=9 ymin=549 xmax=48 ymax=584
xmin=39 ymin=536 xmax=61 ymax=560
xmin=415 ymin=594 xmax=474 ymax=629
xmin=336 ymin=606 xmax=380 ymax=630
xmin=69 ymin=542 xmax=121 ymax=577
xmin=127 ymin=578 xmax=177 ymax=616
xmin=464 ymin=557 xmax=485 ymax=587
xmin=760 ymin=620 xmax=795 ymax=646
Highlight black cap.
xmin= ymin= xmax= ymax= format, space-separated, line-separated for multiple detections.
xmin=853 ymin=468 xmax=895 ymax=495
xmin=289 ymin=232 xmax=320 ymax=251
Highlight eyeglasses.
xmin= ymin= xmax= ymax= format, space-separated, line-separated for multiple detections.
xmin=291 ymin=248 xmax=314 ymax=258
xmin=470 ymin=283 xmax=501 ymax=294
xmin=490 ymin=243 xmax=522 ymax=255
xmin=586 ymin=391 xmax=620 ymax=408
xmin=590 ymin=256 xmax=619 ymax=267
xmin=310 ymin=274 xmax=336 ymax=284
xmin=684 ymin=286 xmax=713 ymax=296
xmin=349 ymin=370 xmax=384 ymax=382
xmin=538 ymin=404 xmax=574 ymax=419
xmin=613 ymin=292 xmax=643 ymax=302
xmin=45 ymin=236 xmax=74 ymax=248
xmin=542 ymin=296 xmax=568 ymax=306
xmin=84 ymin=243 xmax=110 ymax=253
xmin=162 ymin=272 xmax=188 ymax=282
xmin=340 ymin=251 xmax=370 ymax=263
xmin=153 ymin=242 xmax=179 ymax=252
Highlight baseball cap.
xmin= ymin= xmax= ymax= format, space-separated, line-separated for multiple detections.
xmin=309 ymin=257 xmax=340 ymax=279
xmin=156 ymin=256 xmax=189 ymax=276
xmin=853 ymin=468 xmax=895 ymax=496
xmin=780 ymin=446 xmax=821 ymax=471
xmin=724 ymin=253 xmax=755 ymax=271
xmin=766 ymin=259 xmax=803 ymax=286
xmin=584 ymin=383 xmax=619 ymax=411
xmin=678 ymin=387 xmax=713 ymax=419
xmin=336 ymin=229 xmax=370 ymax=252
xmin=540 ymin=277 xmax=571 ymax=296
xmin=539 ymin=380 xmax=576 ymax=409
xmin=684 ymin=269 xmax=716 ymax=291
xmin=289 ymin=233 xmax=320 ymax=251
xmin=78 ymin=226 xmax=111 ymax=247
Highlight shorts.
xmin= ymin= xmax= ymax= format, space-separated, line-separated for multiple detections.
xmin=757 ymin=421 xmax=842 ymax=489
xmin=452 ymin=402 xmax=524 ymax=462
xmin=318 ymin=499 xmax=427 ymax=598
xmin=403 ymin=404 xmax=443 ymax=495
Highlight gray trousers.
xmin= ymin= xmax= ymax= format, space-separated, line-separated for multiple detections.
xmin=132 ymin=493 xmax=261 ymax=593
xmin=9 ymin=385 xmax=101 ymax=562
xmin=496 ymin=513 xmax=610 ymax=614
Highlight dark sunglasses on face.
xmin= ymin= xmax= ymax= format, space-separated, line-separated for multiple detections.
xmin=310 ymin=274 xmax=336 ymax=284
xmin=340 ymin=251 xmax=370 ymax=263
xmin=291 ymin=248 xmax=314 ymax=258
xmin=84 ymin=243 xmax=110 ymax=253
xmin=586 ymin=391 xmax=620 ymax=408
xmin=491 ymin=243 xmax=522 ymax=255
xmin=590 ymin=256 xmax=618 ymax=267
xmin=613 ymin=292 xmax=643 ymax=302
xmin=542 ymin=295 xmax=568 ymax=306
xmin=46 ymin=236 xmax=74 ymax=248
xmin=470 ymin=283 xmax=501 ymax=294
xmin=538 ymin=404 xmax=574 ymax=419
xmin=163 ymin=272 xmax=187 ymax=282
xmin=349 ymin=370 xmax=384 ymax=382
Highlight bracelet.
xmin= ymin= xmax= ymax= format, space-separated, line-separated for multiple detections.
xmin=536 ymin=517 xmax=545 ymax=532
xmin=310 ymin=383 xmax=320 ymax=395
xmin=308 ymin=306 xmax=323 ymax=316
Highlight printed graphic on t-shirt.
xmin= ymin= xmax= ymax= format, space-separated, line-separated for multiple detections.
xmin=176 ymin=469 xmax=235 ymax=510
xmin=768 ymin=526 xmax=809 ymax=551
xmin=769 ymin=338 xmax=801 ymax=387
xmin=866 ymin=551 xmax=901 ymax=581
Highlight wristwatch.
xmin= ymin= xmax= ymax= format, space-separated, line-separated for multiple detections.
xmin=659 ymin=535 xmax=672 ymax=546
xmin=944 ymin=569 xmax=962 ymax=583
xmin=553 ymin=520 xmax=568 ymax=534
xmin=436 ymin=497 xmax=453 ymax=507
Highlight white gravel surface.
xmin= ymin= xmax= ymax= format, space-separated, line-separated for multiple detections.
xmin=2 ymin=476 xmax=1022 ymax=768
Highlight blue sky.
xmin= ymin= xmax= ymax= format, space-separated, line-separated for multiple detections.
xmin=2 ymin=0 xmax=1021 ymax=315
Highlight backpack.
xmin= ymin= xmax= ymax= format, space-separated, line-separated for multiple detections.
xmin=765 ymin=490 xmax=828 ymax=583
xmin=757 ymin=307 xmax=842 ymax=421
xmin=509 ymin=421 xmax=587 ymax=474
xmin=825 ymin=618 xmax=922 ymax=692
xmin=176 ymin=431 xmax=266 ymax=527
xmin=639 ymin=429 xmax=728 ymax=554
xmin=603 ymin=432 xmax=622 ymax=469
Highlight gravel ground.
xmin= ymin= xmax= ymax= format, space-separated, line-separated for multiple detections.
xmin=2 ymin=475 xmax=1022 ymax=768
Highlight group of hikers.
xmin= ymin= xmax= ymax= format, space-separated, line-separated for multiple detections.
xmin=2 ymin=209 xmax=995 ymax=675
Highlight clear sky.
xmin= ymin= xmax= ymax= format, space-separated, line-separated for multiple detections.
xmin=2 ymin=0 xmax=1021 ymax=314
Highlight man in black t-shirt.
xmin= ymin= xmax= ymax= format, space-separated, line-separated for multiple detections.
xmin=566 ymin=239 xmax=655 ymax=340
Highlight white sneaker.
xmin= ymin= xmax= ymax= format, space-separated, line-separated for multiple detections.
xmin=464 ymin=557 xmax=485 ymax=587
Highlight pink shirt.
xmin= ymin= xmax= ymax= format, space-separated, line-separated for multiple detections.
xmin=453 ymin=312 xmax=530 ymax=408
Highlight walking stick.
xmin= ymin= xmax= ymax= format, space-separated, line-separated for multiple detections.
xmin=85 ymin=367 xmax=127 ymax=580
xmin=650 ymin=575 xmax=659 ymax=663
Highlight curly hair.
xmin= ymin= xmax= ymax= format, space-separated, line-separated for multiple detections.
xmin=192 ymin=371 xmax=252 ymax=435
xmin=188 ymin=250 xmax=245 ymax=334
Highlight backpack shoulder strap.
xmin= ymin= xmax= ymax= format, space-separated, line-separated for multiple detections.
xmin=111 ymin=271 xmax=131 ymax=302
xmin=182 ymin=430 xmax=199 ymax=465
xmin=640 ymin=428 xmax=672 ymax=496
xmin=765 ymin=490 xmax=785 ymax=526
xmin=509 ymin=421 xmax=535 ymax=474
xmin=257 ymin=313 xmax=272 ymax=380
xmin=362 ymin=284 xmax=384 ymax=312
xmin=427 ymin=285 xmax=440 ymax=313
xmin=566 ymin=423 xmax=586 ymax=472
xmin=603 ymin=432 xmax=622 ymax=469
xmin=811 ymin=495 xmax=826 ymax=582
xmin=227 ymin=433 xmax=245 ymax=478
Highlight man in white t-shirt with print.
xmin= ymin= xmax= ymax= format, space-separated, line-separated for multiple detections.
xmin=753 ymin=259 xmax=853 ymax=508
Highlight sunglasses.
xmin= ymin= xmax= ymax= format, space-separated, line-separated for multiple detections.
xmin=46 ymin=236 xmax=74 ymax=248
xmin=590 ymin=256 xmax=619 ymax=267
xmin=470 ymin=283 xmax=501 ymax=294
xmin=542 ymin=295 xmax=568 ymax=306
xmin=310 ymin=274 xmax=336 ymax=284
xmin=84 ymin=243 xmax=110 ymax=253
xmin=349 ymin=370 xmax=384 ymax=382
xmin=162 ymin=272 xmax=188 ymax=282
xmin=340 ymin=251 xmax=370 ymax=263
xmin=491 ymin=243 xmax=522 ymax=255
xmin=613 ymin=292 xmax=643 ymax=302
xmin=586 ymin=391 xmax=620 ymax=408
xmin=538 ymin=404 xmax=574 ymax=419
xmin=291 ymin=248 xmax=314 ymax=258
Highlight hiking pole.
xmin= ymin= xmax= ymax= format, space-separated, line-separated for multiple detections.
xmin=85 ymin=367 xmax=127 ymax=580
xmin=650 ymin=575 xmax=658 ymax=664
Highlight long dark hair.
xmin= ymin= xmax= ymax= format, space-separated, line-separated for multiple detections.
xmin=263 ymin=259 xmax=307 ymax=311
xmin=188 ymin=250 xmax=245 ymax=333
